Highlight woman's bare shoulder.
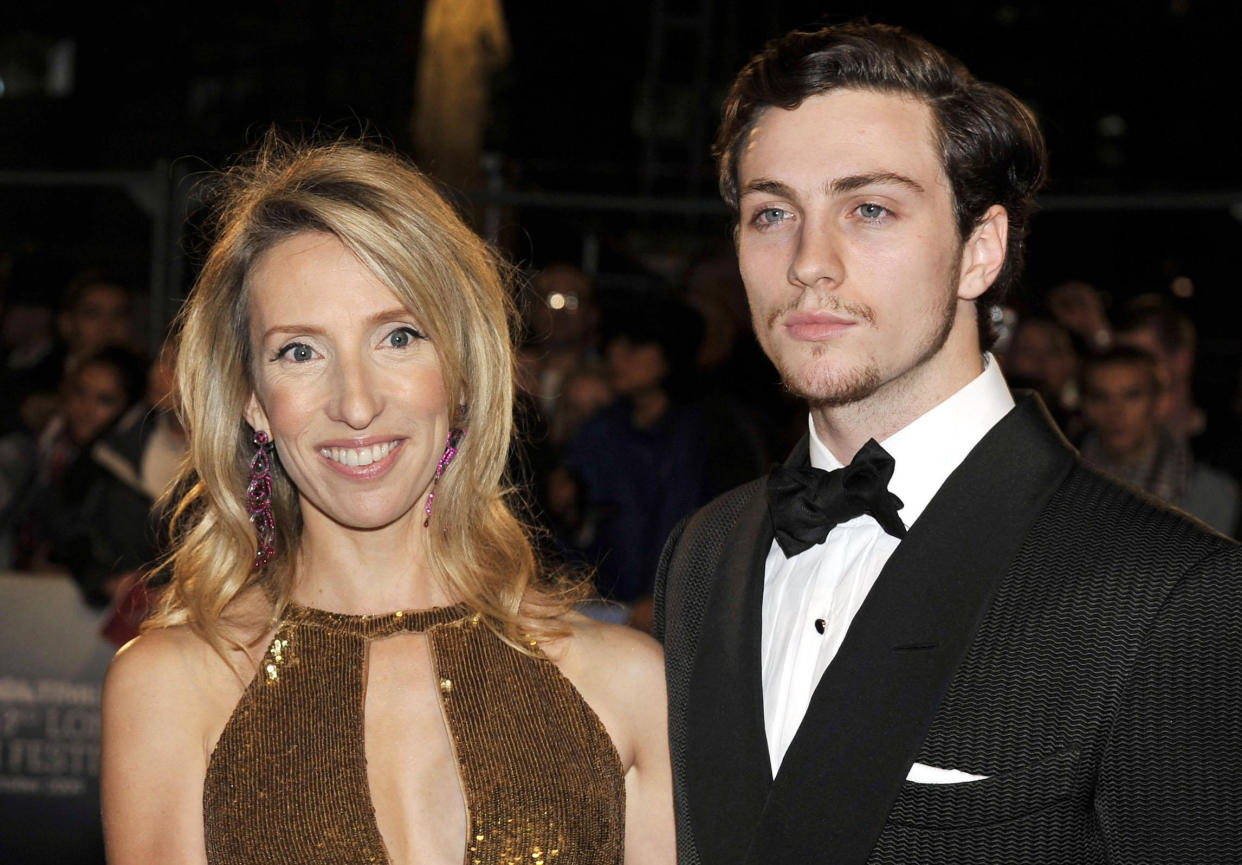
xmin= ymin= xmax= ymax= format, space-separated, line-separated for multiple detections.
xmin=549 ymin=611 xmax=664 ymax=686
xmin=105 ymin=589 xmax=276 ymax=735
xmin=540 ymin=612 xmax=667 ymax=770
xmin=105 ymin=626 xmax=237 ymax=731
xmin=109 ymin=625 xmax=218 ymax=687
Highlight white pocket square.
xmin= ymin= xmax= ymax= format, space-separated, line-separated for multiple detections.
xmin=905 ymin=762 xmax=989 ymax=784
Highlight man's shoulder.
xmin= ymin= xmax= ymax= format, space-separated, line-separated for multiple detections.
xmin=675 ymin=475 xmax=767 ymax=548
xmin=1053 ymin=457 xmax=1238 ymax=562
xmin=654 ymin=475 xmax=768 ymax=645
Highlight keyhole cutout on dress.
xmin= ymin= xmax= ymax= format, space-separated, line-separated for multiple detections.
xmin=363 ymin=631 xmax=467 ymax=865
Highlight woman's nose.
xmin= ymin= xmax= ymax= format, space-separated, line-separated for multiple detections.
xmin=329 ymin=356 xmax=383 ymax=430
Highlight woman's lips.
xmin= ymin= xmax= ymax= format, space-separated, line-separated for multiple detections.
xmin=318 ymin=438 xmax=404 ymax=478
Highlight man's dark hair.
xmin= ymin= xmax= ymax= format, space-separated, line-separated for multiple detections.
xmin=1080 ymin=345 xmax=1164 ymax=396
xmin=74 ymin=344 xmax=151 ymax=409
xmin=714 ymin=21 xmax=1048 ymax=349
xmin=601 ymin=293 xmax=705 ymax=401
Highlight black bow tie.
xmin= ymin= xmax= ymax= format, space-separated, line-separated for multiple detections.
xmin=767 ymin=438 xmax=907 ymax=558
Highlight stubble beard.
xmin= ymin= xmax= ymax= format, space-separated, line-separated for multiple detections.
xmin=763 ymin=273 xmax=962 ymax=410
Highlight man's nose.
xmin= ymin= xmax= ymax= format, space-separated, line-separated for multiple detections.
xmin=788 ymin=221 xmax=843 ymax=290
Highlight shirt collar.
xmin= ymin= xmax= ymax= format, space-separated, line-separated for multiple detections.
xmin=807 ymin=353 xmax=1015 ymax=529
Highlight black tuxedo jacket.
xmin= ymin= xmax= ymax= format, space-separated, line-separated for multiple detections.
xmin=654 ymin=395 xmax=1242 ymax=865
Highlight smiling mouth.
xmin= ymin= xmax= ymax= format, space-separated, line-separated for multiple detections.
xmin=320 ymin=441 xmax=400 ymax=467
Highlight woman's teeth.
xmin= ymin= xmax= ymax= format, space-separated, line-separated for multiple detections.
xmin=321 ymin=441 xmax=396 ymax=467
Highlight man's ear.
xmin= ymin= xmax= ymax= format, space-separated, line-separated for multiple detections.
xmin=957 ymin=205 xmax=1009 ymax=301
xmin=244 ymin=392 xmax=270 ymax=434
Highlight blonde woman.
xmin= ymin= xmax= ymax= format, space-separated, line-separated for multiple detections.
xmin=101 ymin=137 xmax=673 ymax=865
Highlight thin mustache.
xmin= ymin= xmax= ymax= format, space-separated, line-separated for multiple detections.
xmin=766 ymin=295 xmax=875 ymax=330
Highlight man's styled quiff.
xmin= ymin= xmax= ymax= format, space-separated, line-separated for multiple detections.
xmin=714 ymin=21 xmax=1048 ymax=349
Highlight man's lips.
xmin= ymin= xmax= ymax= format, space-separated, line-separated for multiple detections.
xmin=783 ymin=311 xmax=857 ymax=340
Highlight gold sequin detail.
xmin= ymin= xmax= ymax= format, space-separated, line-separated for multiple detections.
xmin=203 ymin=602 xmax=624 ymax=865
xmin=263 ymin=637 xmax=289 ymax=682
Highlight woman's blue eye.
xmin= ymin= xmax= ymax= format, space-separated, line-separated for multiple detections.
xmin=274 ymin=342 xmax=314 ymax=362
xmin=387 ymin=327 xmax=424 ymax=348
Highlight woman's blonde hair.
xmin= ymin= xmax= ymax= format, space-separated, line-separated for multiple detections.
xmin=147 ymin=134 xmax=581 ymax=651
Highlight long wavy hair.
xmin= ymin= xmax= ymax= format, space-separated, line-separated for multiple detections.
xmin=146 ymin=134 xmax=582 ymax=653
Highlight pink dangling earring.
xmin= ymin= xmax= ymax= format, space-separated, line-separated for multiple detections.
xmin=424 ymin=428 xmax=464 ymax=527
xmin=248 ymin=430 xmax=276 ymax=569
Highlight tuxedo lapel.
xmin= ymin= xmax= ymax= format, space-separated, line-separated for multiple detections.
xmin=684 ymin=440 xmax=812 ymax=864
xmin=749 ymin=395 xmax=1075 ymax=865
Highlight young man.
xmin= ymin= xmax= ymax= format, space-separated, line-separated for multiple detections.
xmin=654 ymin=22 xmax=1242 ymax=865
xmin=1079 ymin=346 xmax=1238 ymax=535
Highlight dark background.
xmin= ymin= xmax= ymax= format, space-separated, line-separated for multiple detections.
xmin=4 ymin=0 xmax=1241 ymax=348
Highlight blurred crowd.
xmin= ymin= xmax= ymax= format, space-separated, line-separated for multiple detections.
xmin=1 ymin=255 xmax=185 ymax=619
xmin=3 ymin=248 xmax=1240 ymax=631
xmin=1000 ymin=280 xmax=1239 ymax=537
xmin=517 ymin=269 xmax=1242 ymax=630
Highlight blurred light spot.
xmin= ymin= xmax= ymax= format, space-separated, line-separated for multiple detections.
xmin=994 ymin=5 xmax=1020 ymax=25
xmin=547 ymin=292 xmax=566 ymax=310
xmin=1170 ymin=276 xmax=1194 ymax=298
xmin=1097 ymin=114 xmax=1127 ymax=137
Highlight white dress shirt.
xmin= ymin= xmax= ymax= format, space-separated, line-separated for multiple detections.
xmin=761 ymin=355 xmax=1016 ymax=774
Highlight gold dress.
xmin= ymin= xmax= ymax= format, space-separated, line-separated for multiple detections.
xmin=203 ymin=603 xmax=625 ymax=865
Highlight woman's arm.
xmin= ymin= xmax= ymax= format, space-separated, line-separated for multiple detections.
xmin=556 ymin=617 xmax=676 ymax=865
xmin=101 ymin=629 xmax=225 ymax=865
xmin=616 ymin=636 xmax=675 ymax=865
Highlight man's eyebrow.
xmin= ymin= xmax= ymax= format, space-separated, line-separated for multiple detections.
xmin=739 ymin=178 xmax=796 ymax=199
xmin=830 ymin=172 xmax=925 ymax=195
xmin=739 ymin=172 xmax=926 ymax=200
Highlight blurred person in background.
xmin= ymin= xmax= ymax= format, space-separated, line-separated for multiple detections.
xmin=563 ymin=295 xmax=764 ymax=631
xmin=101 ymin=333 xmax=188 ymax=502
xmin=548 ymin=362 xmax=613 ymax=448
xmin=521 ymin=262 xmax=601 ymax=418
xmin=563 ymin=297 xmax=708 ymax=629
xmin=1046 ymin=279 xmax=1112 ymax=353
xmin=6 ymin=345 xmax=149 ymax=576
xmin=999 ymin=314 xmax=1081 ymax=437
xmin=1079 ymin=346 xmax=1237 ymax=536
xmin=1114 ymin=293 xmax=1204 ymax=440
xmin=0 ymin=258 xmax=64 ymax=435
xmin=512 ymin=265 xmax=605 ymax=557
xmin=5 ymin=269 xmax=140 ymax=439
xmin=685 ymin=248 xmax=802 ymax=461
xmin=66 ymin=334 xmax=189 ymax=611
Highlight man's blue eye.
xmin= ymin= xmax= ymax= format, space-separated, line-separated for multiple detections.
xmin=858 ymin=204 xmax=887 ymax=220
